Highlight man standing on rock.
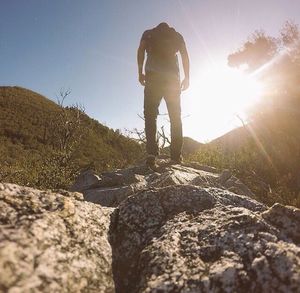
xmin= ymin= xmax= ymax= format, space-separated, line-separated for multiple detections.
xmin=137 ymin=22 xmax=190 ymax=169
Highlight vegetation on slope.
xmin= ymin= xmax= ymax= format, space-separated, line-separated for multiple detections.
xmin=0 ymin=86 xmax=143 ymax=189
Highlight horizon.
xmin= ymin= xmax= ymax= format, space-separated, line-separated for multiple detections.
xmin=1 ymin=0 xmax=300 ymax=142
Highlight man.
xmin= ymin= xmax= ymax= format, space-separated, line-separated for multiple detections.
xmin=137 ymin=22 xmax=190 ymax=168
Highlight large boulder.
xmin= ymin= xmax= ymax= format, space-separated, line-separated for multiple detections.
xmin=0 ymin=183 xmax=114 ymax=293
xmin=110 ymin=185 xmax=300 ymax=293
xmin=1 ymin=162 xmax=300 ymax=292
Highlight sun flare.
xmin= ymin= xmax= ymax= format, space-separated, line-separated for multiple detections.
xmin=192 ymin=66 xmax=263 ymax=116
xmin=182 ymin=64 xmax=264 ymax=141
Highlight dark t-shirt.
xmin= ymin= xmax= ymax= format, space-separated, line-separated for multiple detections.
xmin=141 ymin=27 xmax=185 ymax=78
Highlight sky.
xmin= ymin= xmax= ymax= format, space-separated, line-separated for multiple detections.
xmin=1 ymin=0 xmax=300 ymax=142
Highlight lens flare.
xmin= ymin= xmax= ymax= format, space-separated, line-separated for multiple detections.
xmin=182 ymin=64 xmax=265 ymax=141
xmin=192 ymin=67 xmax=263 ymax=115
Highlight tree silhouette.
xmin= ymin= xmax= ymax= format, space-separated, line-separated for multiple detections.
xmin=227 ymin=20 xmax=300 ymax=196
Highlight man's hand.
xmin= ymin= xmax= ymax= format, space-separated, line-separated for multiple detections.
xmin=179 ymin=42 xmax=190 ymax=91
xmin=181 ymin=77 xmax=189 ymax=91
xmin=139 ymin=73 xmax=146 ymax=86
xmin=137 ymin=40 xmax=146 ymax=86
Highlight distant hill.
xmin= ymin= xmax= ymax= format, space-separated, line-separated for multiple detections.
xmin=189 ymin=118 xmax=300 ymax=207
xmin=0 ymin=86 xmax=143 ymax=187
xmin=161 ymin=137 xmax=204 ymax=157
xmin=209 ymin=121 xmax=299 ymax=167
xmin=182 ymin=136 xmax=204 ymax=155
xmin=209 ymin=126 xmax=252 ymax=151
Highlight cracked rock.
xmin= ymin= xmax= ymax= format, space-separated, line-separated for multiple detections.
xmin=109 ymin=183 xmax=300 ymax=293
xmin=0 ymin=183 xmax=114 ymax=293
xmin=1 ymin=162 xmax=300 ymax=293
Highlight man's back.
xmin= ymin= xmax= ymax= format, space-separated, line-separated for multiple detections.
xmin=141 ymin=23 xmax=185 ymax=76
xmin=137 ymin=22 xmax=190 ymax=168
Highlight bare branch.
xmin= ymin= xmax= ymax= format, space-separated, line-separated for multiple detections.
xmin=137 ymin=113 xmax=145 ymax=121
xmin=56 ymin=88 xmax=71 ymax=107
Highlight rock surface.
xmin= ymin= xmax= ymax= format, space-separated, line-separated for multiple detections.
xmin=72 ymin=161 xmax=254 ymax=207
xmin=110 ymin=185 xmax=300 ymax=292
xmin=1 ymin=161 xmax=300 ymax=292
xmin=0 ymin=183 xmax=114 ymax=293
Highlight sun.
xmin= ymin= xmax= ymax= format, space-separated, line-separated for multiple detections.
xmin=192 ymin=66 xmax=263 ymax=116
xmin=181 ymin=64 xmax=264 ymax=141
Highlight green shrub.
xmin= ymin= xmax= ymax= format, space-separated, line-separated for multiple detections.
xmin=188 ymin=143 xmax=300 ymax=208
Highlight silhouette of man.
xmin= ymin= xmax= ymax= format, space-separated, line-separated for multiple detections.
xmin=137 ymin=22 xmax=190 ymax=168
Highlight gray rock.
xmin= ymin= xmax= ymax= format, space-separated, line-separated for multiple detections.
xmin=262 ymin=203 xmax=300 ymax=244
xmin=110 ymin=185 xmax=300 ymax=293
xmin=70 ymin=169 xmax=101 ymax=192
xmin=77 ymin=163 xmax=262 ymax=209
xmin=102 ymin=172 xmax=146 ymax=187
xmin=226 ymin=178 xmax=255 ymax=197
xmin=0 ymin=183 xmax=115 ymax=293
xmin=2 ymin=162 xmax=300 ymax=293
xmin=218 ymin=169 xmax=232 ymax=184
xmin=182 ymin=161 xmax=219 ymax=173
xmin=84 ymin=185 xmax=134 ymax=207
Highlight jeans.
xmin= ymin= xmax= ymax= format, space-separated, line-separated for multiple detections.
xmin=143 ymin=72 xmax=183 ymax=159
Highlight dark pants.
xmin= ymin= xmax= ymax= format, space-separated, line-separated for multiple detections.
xmin=144 ymin=72 xmax=183 ymax=159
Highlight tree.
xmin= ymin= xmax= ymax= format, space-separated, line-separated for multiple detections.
xmin=227 ymin=21 xmax=300 ymax=196
xmin=48 ymin=89 xmax=85 ymax=156
xmin=125 ymin=113 xmax=172 ymax=154
xmin=228 ymin=30 xmax=278 ymax=72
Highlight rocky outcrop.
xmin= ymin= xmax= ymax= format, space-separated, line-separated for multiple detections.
xmin=110 ymin=185 xmax=300 ymax=292
xmin=1 ymin=162 xmax=300 ymax=292
xmin=0 ymin=184 xmax=114 ymax=293
xmin=72 ymin=161 xmax=254 ymax=207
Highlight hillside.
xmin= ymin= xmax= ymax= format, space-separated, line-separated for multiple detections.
xmin=182 ymin=136 xmax=204 ymax=155
xmin=210 ymin=126 xmax=251 ymax=150
xmin=188 ymin=119 xmax=300 ymax=208
xmin=209 ymin=119 xmax=300 ymax=178
xmin=0 ymin=86 xmax=143 ymax=188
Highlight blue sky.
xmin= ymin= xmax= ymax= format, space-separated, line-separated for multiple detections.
xmin=1 ymin=0 xmax=300 ymax=142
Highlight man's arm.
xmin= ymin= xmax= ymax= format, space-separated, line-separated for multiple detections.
xmin=137 ymin=40 xmax=146 ymax=86
xmin=179 ymin=43 xmax=190 ymax=91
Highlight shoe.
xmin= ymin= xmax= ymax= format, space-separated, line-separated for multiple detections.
xmin=146 ymin=155 xmax=158 ymax=170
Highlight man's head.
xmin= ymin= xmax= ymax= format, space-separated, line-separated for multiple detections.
xmin=156 ymin=22 xmax=170 ymax=30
